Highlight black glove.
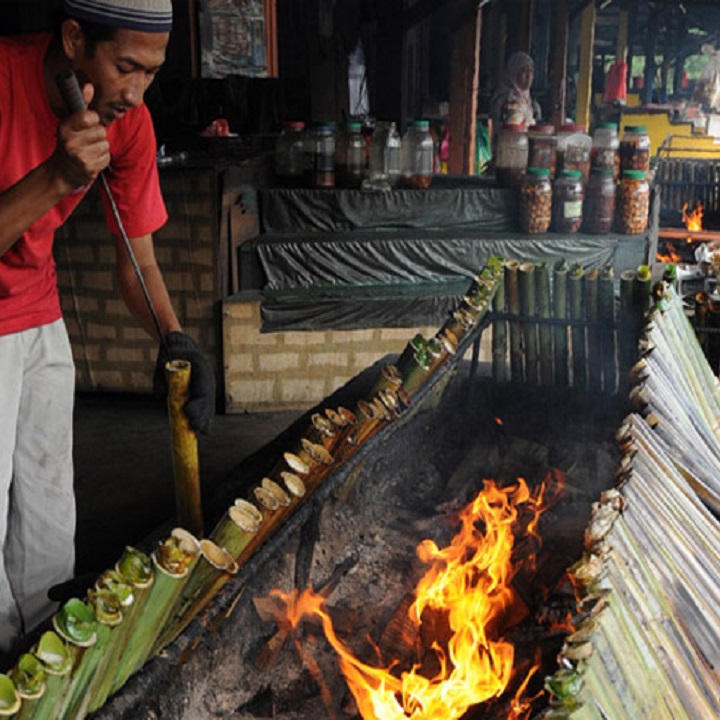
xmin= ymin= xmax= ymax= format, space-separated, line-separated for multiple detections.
xmin=154 ymin=331 xmax=216 ymax=434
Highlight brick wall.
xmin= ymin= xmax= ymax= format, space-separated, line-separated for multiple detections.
xmin=55 ymin=168 xmax=221 ymax=393
xmin=222 ymin=298 xmax=488 ymax=412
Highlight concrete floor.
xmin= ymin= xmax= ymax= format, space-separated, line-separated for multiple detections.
xmin=72 ymin=392 xmax=301 ymax=576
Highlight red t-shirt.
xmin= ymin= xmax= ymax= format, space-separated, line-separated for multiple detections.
xmin=0 ymin=33 xmax=168 ymax=336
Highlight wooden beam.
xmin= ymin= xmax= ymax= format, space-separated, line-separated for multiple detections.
xmin=550 ymin=0 xmax=568 ymax=127
xmin=616 ymin=8 xmax=628 ymax=62
xmin=518 ymin=0 xmax=534 ymax=53
xmin=448 ymin=5 xmax=481 ymax=175
xmin=575 ymin=1 xmax=595 ymax=130
xmin=264 ymin=0 xmax=278 ymax=78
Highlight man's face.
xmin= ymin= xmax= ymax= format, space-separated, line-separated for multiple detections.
xmin=517 ymin=64 xmax=534 ymax=92
xmin=75 ymin=27 xmax=168 ymax=126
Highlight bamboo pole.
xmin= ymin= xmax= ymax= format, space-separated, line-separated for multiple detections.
xmin=585 ymin=268 xmax=601 ymax=392
xmin=599 ymin=266 xmax=617 ymax=394
xmin=492 ymin=265 xmax=507 ymax=383
xmin=519 ymin=263 xmax=538 ymax=384
xmin=166 ymin=359 xmax=203 ymax=538
xmin=505 ymin=260 xmax=523 ymax=383
xmin=535 ymin=262 xmax=553 ymax=385
xmin=553 ymin=260 xmax=569 ymax=388
xmin=568 ymin=264 xmax=586 ymax=389
xmin=694 ymin=291 xmax=709 ymax=356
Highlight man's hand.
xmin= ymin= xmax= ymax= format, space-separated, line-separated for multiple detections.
xmin=49 ymin=84 xmax=110 ymax=192
xmin=154 ymin=332 xmax=216 ymax=434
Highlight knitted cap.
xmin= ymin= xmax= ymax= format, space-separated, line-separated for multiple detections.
xmin=64 ymin=0 xmax=172 ymax=33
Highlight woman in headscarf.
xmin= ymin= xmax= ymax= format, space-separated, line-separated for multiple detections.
xmin=490 ymin=51 xmax=538 ymax=132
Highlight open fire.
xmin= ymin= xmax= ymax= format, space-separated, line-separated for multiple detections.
xmin=262 ymin=477 xmax=559 ymax=720
xmin=656 ymin=201 xmax=704 ymax=264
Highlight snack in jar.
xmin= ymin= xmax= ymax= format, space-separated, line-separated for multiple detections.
xmin=520 ymin=167 xmax=552 ymax=234
xmin=590 ymin=122 xmax=620 ymax=180
xmin=619 ymin=125 xmax=650 ymax=173
xmin=556 ymin=124 xmax=591 ymax=183
xmin=495 ymin=123 xmax=528 ymax=188
xmin=583 ymin=167 xmax=616 ymax=234
xmin=552 ymin=169 xmax=584 ymax=233
xmin=615 ymin=169 xmax=650 ymax=234
xmin=527 ymin=124 xmax=557 ymax=178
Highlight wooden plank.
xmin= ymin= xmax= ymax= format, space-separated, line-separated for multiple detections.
xmin=550 ymin=0 xmax=568 ymax=128
xmin=575 ymin=1 xmax=595 ymax=131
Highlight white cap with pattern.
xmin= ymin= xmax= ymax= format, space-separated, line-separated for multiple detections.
xmin=64 ymin=0 xmax=172 ymax=33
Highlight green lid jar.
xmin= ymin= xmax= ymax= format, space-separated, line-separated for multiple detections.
xmin=620 ymin=125 xmax=650 ymax=173
xmin=615 ymin=169 xmax=649 ymax=234
xmin=552 ymin=170 xmax=584 ymax=233
xmin=520 ymin=167 xmax=552 ymax=234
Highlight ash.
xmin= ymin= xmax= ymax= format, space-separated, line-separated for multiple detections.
xmin=95 ymin=363 xmax=623 ymax=720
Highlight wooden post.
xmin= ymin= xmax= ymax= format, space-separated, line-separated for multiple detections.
xmin=642 ymin=9 xmax=658 ymax=105
xmin=448 ymin=5 xmax=482 ymax=175
xmin=576 ymin=1 xmax=596 ymax=131
xmin=518 ymin=0 xmax=534 ymax=53
xmin=616 ymin=8 xmax=628 ymax=65
xmin=550 ymin=0 xmax=568 ymax=128
xmin=264 ymin=0 xmax=279 ymax=78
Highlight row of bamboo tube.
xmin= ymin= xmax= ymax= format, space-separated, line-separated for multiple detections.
xmin=0 ymin=258 xmax=506 ymax=718
xmin=492 ymin=260 xmax=655 ymax=394
xmin=542 ymin=280 xmax=720 ymax=718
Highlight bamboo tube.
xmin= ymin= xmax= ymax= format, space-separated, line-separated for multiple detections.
xmin=25 ymin=632 xmax=72 ymax=720
xmin=152 ymin=539 xmax=239 ymax=656
xmin=518 ymin=262 xmax=538 ymax=384
xmin=87 ymin=547 xmax=153 ymax=713
xmin=694 ymin=291 xmax=710 ymax=356
xmin=568 ymin=264 xmax=586 ymax=389
xmin=662 ymin=262 xmax=677 ymax=290
xmin=55 ymin=589 xmax=122 ymax=720
xmin=708 ymin=297 xmax=720 ymax=375
xmin=109 ymin=530 xmax=200 ymax=694
xmin=535 ymin=262 xmax=553 ymax=385
xmin=505 ymin=260 xmax=523 ymax=382
xmin=634 ymin=264 xmax=652 ymax=315
xmin=585 ymin=268 xmax=601 ymax=392
xmin=491 ymin=263 xmax=507 ymax=383
xmin=598 ymin=266 xmax=617 ymax=394
xmin=166 ymin=359 xmax=203 ymax=538
xmin=552 ymin=259 xmax=569 ymax=388
xmin=209 ymin=498 xmax=264 ymax=560
xmin=8 ymin=654 xmax=44 ymax=720
xmin=0 ymin=676 xmax=19 ymax=717
xmin=619 ymin=268 xmax=640 ymax=391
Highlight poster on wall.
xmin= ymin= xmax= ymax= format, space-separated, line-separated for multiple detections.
xmin=198 ymin=0 xmax=267 ymax=78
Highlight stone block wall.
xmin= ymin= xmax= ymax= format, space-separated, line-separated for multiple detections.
xmin=55 ymin=168 xmax=221 ymax=393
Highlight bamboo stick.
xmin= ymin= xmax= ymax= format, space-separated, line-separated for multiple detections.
xmin=519 ymin=262 xmax=538 ymax=384
xmin=552 ymin=259 xmax=569 ymax=388
xmin=568 ymin=264 xmax=586 ymax=389
xmin=585 ymin=268 xmax=601 ymax=392
xmin=505 ymin=260 xmax=523 ymax=382
xmin=492 ymin=264 xmax=507 ymax=383
xmin=535 ymin=262 xmax=553 ymax=385
xmin=598 ymin=266 xmax=617 ymax=394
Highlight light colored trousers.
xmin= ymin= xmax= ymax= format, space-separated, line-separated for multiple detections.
xmin=0 ymin=320 xmax=75 ymax=652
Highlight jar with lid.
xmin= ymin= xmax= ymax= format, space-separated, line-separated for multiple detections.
xmin=591 ymin=122 xmax=620 ymax=180
xmin=495 ymin=123 xmax=528 ymax=188
xmin=368 ymin=120 xmax=402 ymax=188
xmin=304 ymin=123 xmax=336 ymax=189
xmin=556 ymin=124 xmax=591 ymax=183
xmin=401 ymin=119 xmax=434 ymax=188
xmin=615 ymin=169 xmax=650 ymax=234
xmin=619 ymin=125 xmax=651 ymax=173
xmin=275 ymin=121 xmax=305 ymax=186
xmin=583 ymin=167 xmax=616 ymax=234
xmin=519 ymin=167 xmax=552 ymax=234
xmin=335 ymin=121 xmax=366 ymax=188
xmin=551 ymin=169 xmax=584 ymax=233
xmin=527 ymin=124 xmax=557 ymax=178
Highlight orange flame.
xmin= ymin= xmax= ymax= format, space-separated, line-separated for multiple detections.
xmin=656 ymin=242 xmax=681 ymax=264
xmin=270 ymin=478 xmax=550 ymax=720
xmin=682 ymin=202 xmax=703 ymax=231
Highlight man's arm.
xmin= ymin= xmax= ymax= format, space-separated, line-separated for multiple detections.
xmin=114 ymin=232 xmax=181 ymax=339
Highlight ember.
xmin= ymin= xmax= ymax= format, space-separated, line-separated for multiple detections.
xmin=682 ymin=201 xmax=704 ymax=231
xmin=267 ymin=478 xmax=552 ymax=720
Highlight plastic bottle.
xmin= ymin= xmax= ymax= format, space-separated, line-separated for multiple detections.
xmin=584 ymin=167 xmax=616 ymax=234
xmin=556 ymin=124 xmax=592 ymax=183
xmin=304 ymin=123 xmax=335 ymax=189
xmin=368 ymin=121 xmax=402 ymax=188
xmin=591 ymin=122 xmax=620 ymax=180
xmin=615 ymin=169 xmax=650 ymax=234
xmin=495 ymin=123 xmax=528 ymax=188
xmin=335 ymin=121 xmax=366 ymax=188
xmin=527 ymin=124 xmax=557 ymax=178
xmin=552 ymin=169 xmax=584 ymax=233
xmin=275 ymin=121 xmax=305 ymax=186
xmin=401 ymin=120 xmax=434 ymax=188
xmin=619 ymin=125 xmax=651 ymax=173
xmin=519 ymin=167 xmax=552 ymax=234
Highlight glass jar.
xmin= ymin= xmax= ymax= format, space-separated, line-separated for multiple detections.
xmin=556 ymin=124 xmax=591 ymax=183
xmin=275 ymin=121 xmax=305 ymax=185
xmin=401 ymin=119 xmax=434 ymax=188
xmin=615 ymin=169 xmax=650 ymax=234
xmin=495 ymin=123 xmax=528 ymax=188
xmin=552 ymin=169 xmax=584 ymax=233
xmin=368 ymin=120 xmax=402 ymax=188
xmin=583 ymin=167 xmax=616 ymax=234
xmin=519 ymin=167 xmax=552 ymax=234
xmin=619 ymin=125 xmax=651 ymax=173
xmin=591 ymin=122 xmax=620 ymax=180
xmin=527 ymin=124 xmax=557 ymax=178
xmin=304 ymin=123 xmax=336 ymax=189
xmin=335 ymin=121 xmax=366 ymax=188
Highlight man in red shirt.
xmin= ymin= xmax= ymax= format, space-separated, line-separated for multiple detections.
xmin=0 ymin=0 xmax=214 ymax=654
